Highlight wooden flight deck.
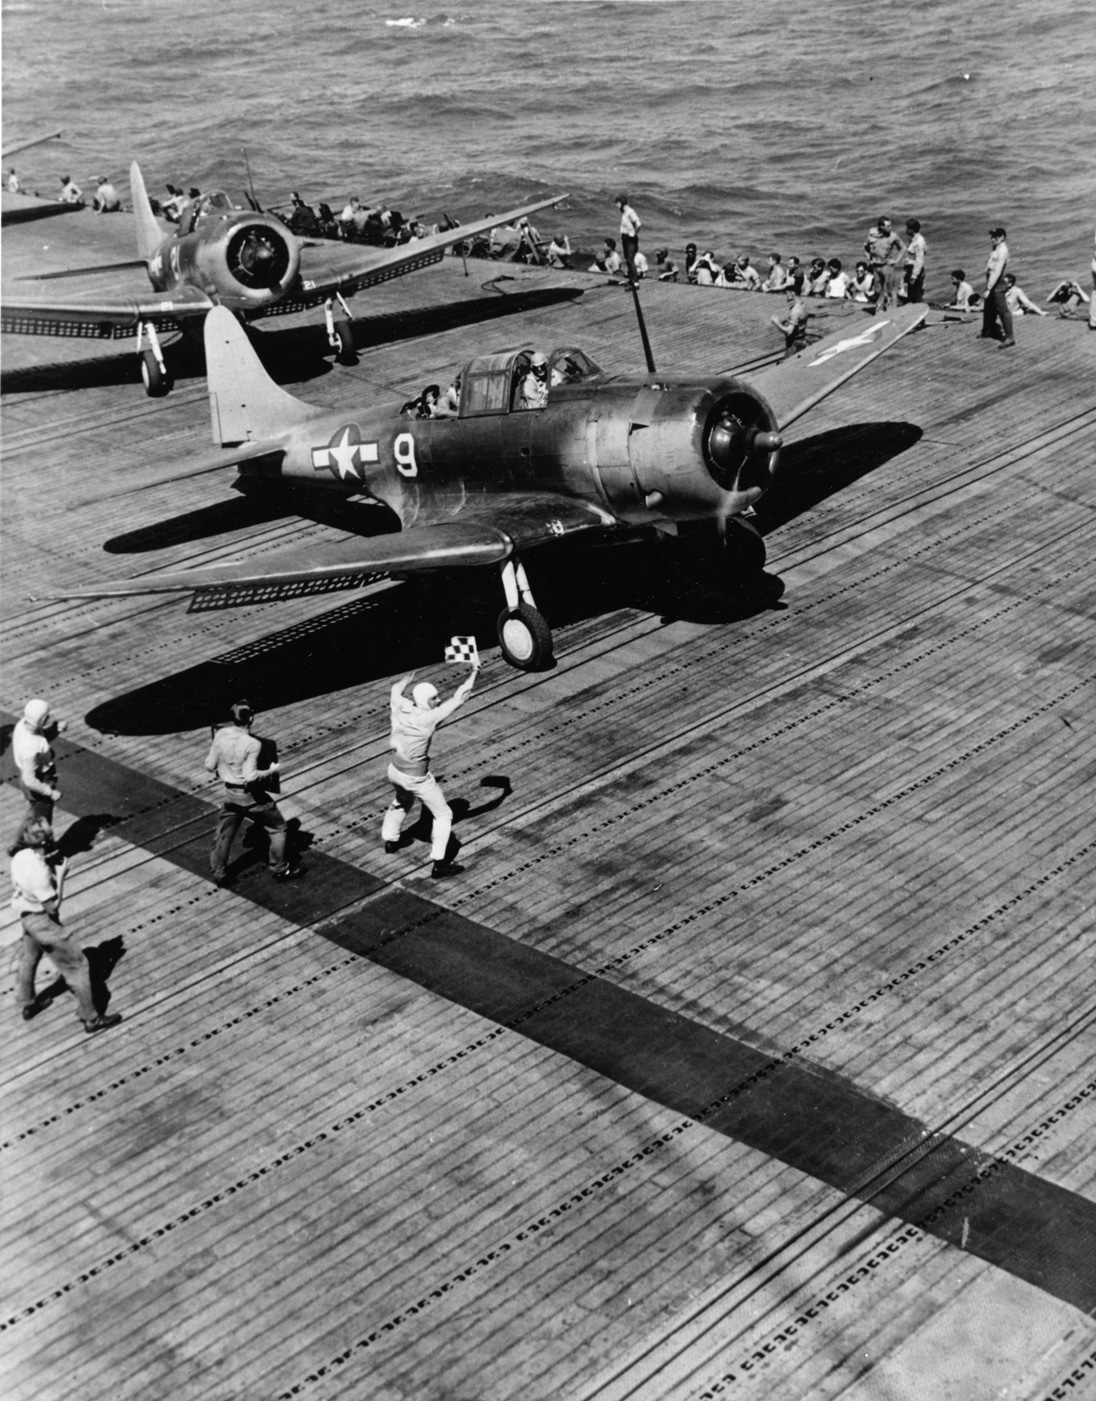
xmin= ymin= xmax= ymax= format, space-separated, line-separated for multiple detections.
xmin=2 ymin=208 xmax=1095 ymax=1401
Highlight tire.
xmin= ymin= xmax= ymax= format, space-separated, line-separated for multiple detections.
xmin=497 ymin=603 xmax=553 ymax=670
xmin=333 ymin=318 xmax=357 ymax=364
xmin=140 ymin=348 xmax=172 ymax=397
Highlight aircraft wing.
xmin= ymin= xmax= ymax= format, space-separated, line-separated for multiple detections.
xmin=43 ymin=492 xmax=623 ymax=610
xmin=0 ymin=284 xmax=214 ymax=338
xmin=285 ymin=194 xmax=567 ymax=310
xmin=747 ymin=304 xmax=928 ymax=429
xmin=2 ymin=128 xmax=64 ymax=159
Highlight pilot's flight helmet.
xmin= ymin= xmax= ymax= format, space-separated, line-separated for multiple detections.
xmin=530 ymin=350 xmax=548 ymax=369
xmin=412 ymin=682 xmax=439 ymax=708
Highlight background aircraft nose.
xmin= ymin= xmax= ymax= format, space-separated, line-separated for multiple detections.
xmin=241 ymin=237 xmax=273 ymax=270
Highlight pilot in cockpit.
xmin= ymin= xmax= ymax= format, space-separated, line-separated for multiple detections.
xmin=434 ymin=374 xmax=461 ymax=417
xmin=518 ymin=351 xmax=549 ymax=410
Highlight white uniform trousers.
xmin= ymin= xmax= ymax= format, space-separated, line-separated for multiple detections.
xmin=382 ymin=764 xmax=453 ymax=861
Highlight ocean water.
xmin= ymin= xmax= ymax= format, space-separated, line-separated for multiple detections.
xmin=2 ymin=0 xmax=1093 ymax=299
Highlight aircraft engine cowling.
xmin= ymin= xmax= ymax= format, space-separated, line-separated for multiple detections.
xmin=186 ymin=217 xmax=300 ymax=312
xmin=616 ymin=379 xmax=782 ymax=524
xmin=702 ymin=389 xmax=782 ymax=497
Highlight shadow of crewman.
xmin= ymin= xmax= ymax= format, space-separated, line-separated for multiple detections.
xmin=54 ymin=813 xmax=122 ymax=859
xmin=399 ymin=775 xmax=513 ymax=852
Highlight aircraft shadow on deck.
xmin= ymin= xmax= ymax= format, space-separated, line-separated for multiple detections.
xmin=0 ymin=283 xmax=583 ymax=396
xmin=103 ymin=491 xmax=400 ymax=553
xmin=84 ymin=420 xmax=922 ymax=735
xmin=85 ymin=539 xmax=781 ymax=736
xmin=753 ymin=420 xmax=923 ymax=535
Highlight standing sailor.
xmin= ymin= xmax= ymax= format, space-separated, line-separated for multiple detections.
xmin=12 ymin=698 xmax=65 ymax=829
xmin=11 ymin=815 xmax=121 ymax=1033
xmin=981 ymin=226 xmax=1014 ymax=347
xmin=382 ymin=667 xmax=479 ymax=878
xmin=616 ymin=193 xmax=642 ymax=283
xmin=205 ymin=702 xmax=303 ymax=885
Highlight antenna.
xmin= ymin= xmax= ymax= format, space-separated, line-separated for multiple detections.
xmin=627 ymin=271 xmax=656 ymax=374
xmin=241 ymin=148 xmax=260 ymax=212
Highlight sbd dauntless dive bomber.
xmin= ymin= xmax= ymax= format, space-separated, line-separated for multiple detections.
xmin=54 ymin=303 xmax=927 ymax=668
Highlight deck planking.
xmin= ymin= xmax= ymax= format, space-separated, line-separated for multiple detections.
xmin=2 ymin=204 xmax=1095 ymax=1401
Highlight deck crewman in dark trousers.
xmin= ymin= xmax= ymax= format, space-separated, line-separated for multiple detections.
xmin=205 ymin=702 xmax=303 ymax=885
xmin=10 ymin=815 xmax=122 ymax=1033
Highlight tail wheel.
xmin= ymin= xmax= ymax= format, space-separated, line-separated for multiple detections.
xmin=140 ymin=348 xmax=172 ymax=398
xmin=333 ymin=318 xmax=357 ymax=364
xmin=497 ymin=603 xmax=553 ymax=671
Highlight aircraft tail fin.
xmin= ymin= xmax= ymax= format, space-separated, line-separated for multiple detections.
xmin=204 ymin=305 xmax=319 ymax=447
xmin=130 ymin=161 xmax=166 ymax=265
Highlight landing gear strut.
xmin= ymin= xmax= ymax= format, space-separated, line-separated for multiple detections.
xmin=137 ymin=321 xmax=172 ymax=397
xmin=324 ymin=294 xmax=358 ymax=365
xmin=723 ymin=516 xmax=766 ymax=579
xmin=497 ymin=558 xmax=553 ymax=670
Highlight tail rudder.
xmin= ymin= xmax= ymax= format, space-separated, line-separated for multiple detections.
xmin=204 ymin=305 xmax=318 ymax=447
xmin=130 ymin=161 xmax=166 ymax=265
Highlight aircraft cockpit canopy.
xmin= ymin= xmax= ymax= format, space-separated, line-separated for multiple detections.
xmin=178 ymin=190 xmax=236 ymax=234
xmin=457 ymin=346 xmax=602 ymax=418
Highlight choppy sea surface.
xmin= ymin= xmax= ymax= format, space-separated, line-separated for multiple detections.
xmin=2 ymin=0 xmax=1093 ymax=299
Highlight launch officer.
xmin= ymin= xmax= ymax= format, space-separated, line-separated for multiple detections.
xmin=382 ymin=667 xmax=478 ymax=878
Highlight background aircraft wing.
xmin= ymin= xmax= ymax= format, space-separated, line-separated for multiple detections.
xmin=286 ymin=194 xmax=567 ymax=310
xmin=1 ymin=284 xmax=214 ymax=338
xmin=1 ymin=128 xmax=64 ymax=160
xmin=45 ymin=492 xmax=623 ymax=609
xmin=747 ymin=304 xmax=927 ymax=430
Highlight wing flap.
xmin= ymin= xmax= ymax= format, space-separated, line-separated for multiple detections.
xmin=747 ymin=304 xmax=928 ymax=429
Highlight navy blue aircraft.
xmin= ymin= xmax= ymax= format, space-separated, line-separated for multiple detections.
xmin=1 ymin=160 xmax=563 ymax=396
xmin=54 ymin=302 xmax=926 ymax=669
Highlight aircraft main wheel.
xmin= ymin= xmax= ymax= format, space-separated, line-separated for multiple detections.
xmin=497 ymin=603 xmax=553 ymax=671
xmin=140 ymin=349 xmax=172 ymax=397
xmin=333 ymin=318 xmax=357 ymax=364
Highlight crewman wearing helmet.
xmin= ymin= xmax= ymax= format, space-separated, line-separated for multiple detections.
xmin=11 ymin=698 xmax=67 ymax=828
xmin=519 ymin=350 xmax=550 ymax=410
xmin=382 ymin=665 xmax=479 ymax=878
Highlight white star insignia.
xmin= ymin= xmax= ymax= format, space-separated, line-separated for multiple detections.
xmin=311 ymin=425 xmax=379 ymax=481
xmin=809 ymin=321 xmax=889 ymax=366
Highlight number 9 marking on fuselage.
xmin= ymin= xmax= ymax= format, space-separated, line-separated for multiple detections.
xmin=394 ymin=432 xmax=418 ymax=477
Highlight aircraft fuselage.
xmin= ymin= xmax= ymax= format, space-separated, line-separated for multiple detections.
xmin=238 ymin=368 xmax=781 ymax=538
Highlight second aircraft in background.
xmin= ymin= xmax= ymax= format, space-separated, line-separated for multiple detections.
xmin=1 ymin=160 xmax=565 ymax=396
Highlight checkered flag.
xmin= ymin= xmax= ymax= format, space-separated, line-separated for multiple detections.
xmin=444 ymin=635 xmax=479 ymax=666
